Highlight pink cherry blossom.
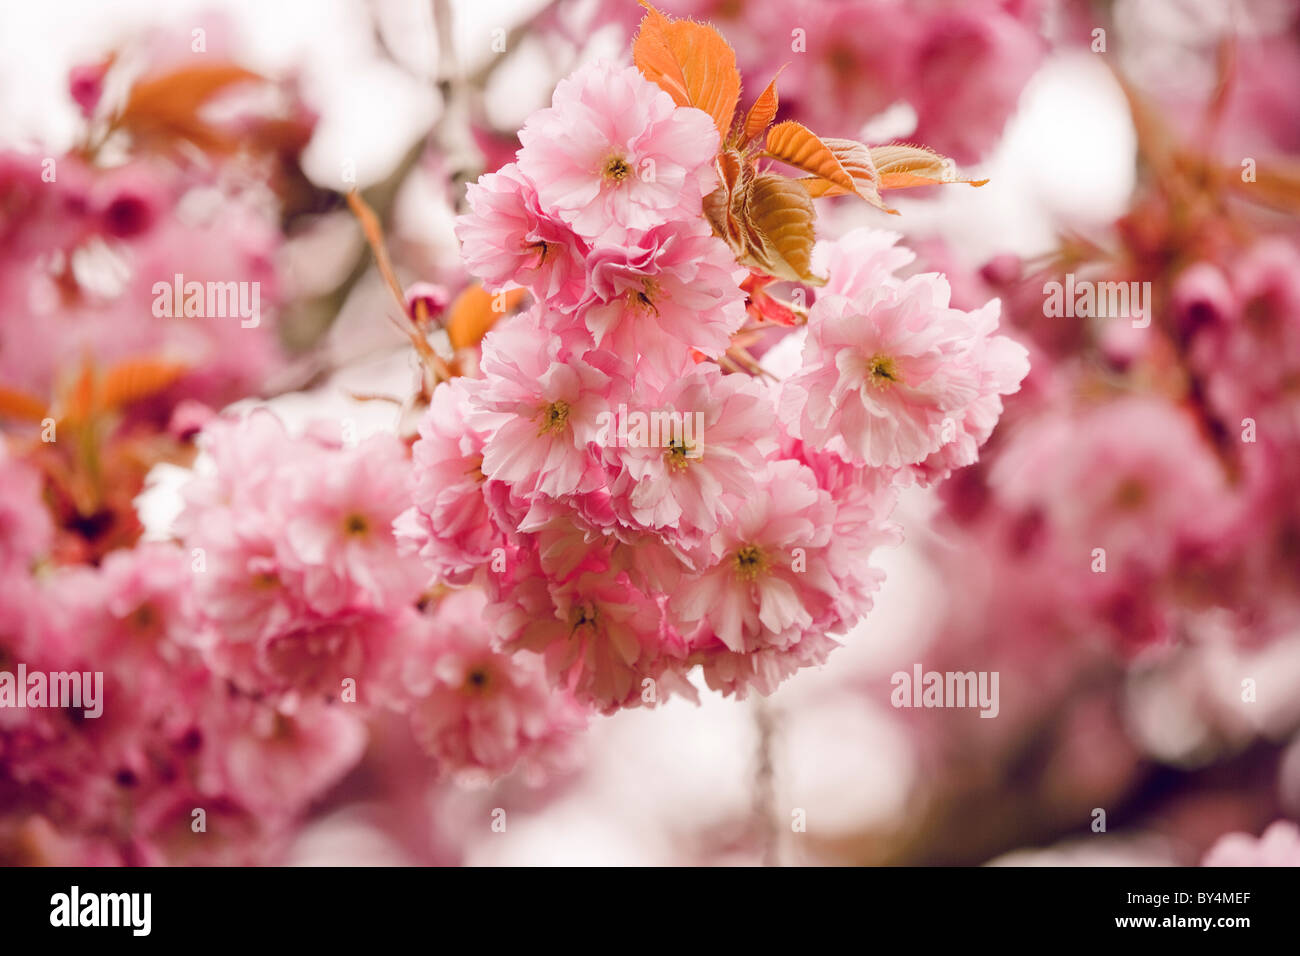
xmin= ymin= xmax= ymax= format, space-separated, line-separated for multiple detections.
xmin=696 ymin=629 xmax=841 ymax=700
xmin=186 ymin=521 xmax=305 ymax=646
xmin=501 ymin=562 xmax=684 ymax=714
xmin=602 ymin=361 xmax=776 ymax=548
xmin=907 ymin=5 xmax=1046 ymax=164
xmin=517 ymin=61 xmax=719 ymax=242
xmin=781 ymin=237 xmax=1028 ymax=469
xmin=395 ymin=377 xmax=505 ymax=585
xmin=992 ymin=397 xmax=1236 ymax=575
xmin=93 ymin=543 xmax=196 ymax=675
xmin=789 ymin=436 xmax=901 ymax=623
xmin=210 ymin=698 xmax=368 ymax=820
xmin=670 ymin=459 xmax=837 ymax=658
xmin=0 ymin=439 xmax=53 ymax=574
xmin=279 ymin=432 xmax=426 ymax=615
xmin=457 ymin=163 xmax=589 ymax=310
xmin=175 ymin=408 xmax=296 ymax=524
xmin=396 ymin=589 xmax=586 ymax=781
xmin=0 ymin=0 xmax=1067 ymax=865
xmin=814 ymin=226 xmax=918 ymax=300
xmin=577 ymin=219 xmax=747 ymax=367
xmin=471 ymin=314 xmax=621 ymax=499
xmin=1183 ymin=239 xmax=1300 ymax=428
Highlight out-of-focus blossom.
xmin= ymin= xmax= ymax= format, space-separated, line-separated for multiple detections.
xmin=0 ymin=440 xmax=53 ymax=574
xmin=175 ymin=411 xmax=426 ymax=704
xmin=1203 ymin=820 xmax=1300 ymax=866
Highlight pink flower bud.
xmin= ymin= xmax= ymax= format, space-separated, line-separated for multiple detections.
xmin=68 ymin=61 xmax=110 ymax=118
xmin=405 ymin=282 xmax=450 ymax=328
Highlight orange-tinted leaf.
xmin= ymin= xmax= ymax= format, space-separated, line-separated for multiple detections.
xmin=445 ymin=286 xmax=526 ymax=351
xmin=795 ymin=137 xmax=896 ymax=213
xmin=870 ymin=144 xmax=988 ymax=190
xmin=123 ymin=64 xmax=261 ymax=118
xmin=117 ymin=64 xmax=262 ymax=152
xmin=740 ymin=174 xmax=824 ymax=285
xmin=741 ymin=271 xmax=805 ymax=326
xmin=743 ymin=68 xmax=783 ymax=144
xmin=0 ymin=386 xmax=48 ymax=423
xmin=633 ymin=2 xmax=741 ymax=139
xmin=764 ymin=121 xmax=855 ymax=193
xmin=98 ymin=358 xmax=188 ymax=411
xmin=1226 ymin=158 xmax=1300 ymax=214
xmin=703 ymin=148 xmax=747 ymax=246
xmin=814 ymin=139 xmax=877 ymax=188
xmin=64 ymin=363 xmax=97 ymax=424
xmin=633 ymin=5 xmax=690 ymax=104
xmin=703 ymin=184 xmax=732 ymax=245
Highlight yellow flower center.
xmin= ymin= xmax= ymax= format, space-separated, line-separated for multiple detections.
xmin=603 ymin=155 xmax=632 ymax=183
xmin=664 ymin=439 xmax=698 ymax=471
xmin=463 ymin=666 xmax=492 ymax=696
xmin=1113 ymin=477 xmax=1147 ymax=510
xmin=538 ymin=400 xmax=571 ymax=436
xmin=343 ymin=513 xmax=370 ymax=537
xmin=866 ymin=354 xmax=901 ymax=389
xmin=733 ymin=544 xmax=768 ymax=581
xmin=251 ymin=570 xmax=279 ymax=590
xmin=570 ymin=602 xmax=598 ymax=633
xmin=128 ymin=602 xmax=161 ymax=637
xmin=628 ymin=279 xmax=659 ymax=315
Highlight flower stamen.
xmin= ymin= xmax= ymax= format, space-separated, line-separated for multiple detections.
xmin=664 ymin=439 xmax=698 ymax=471
xmin=463 ymin=666 xmax=492 ymax=696
xmin=866 ymin=354 xmax=901 ymax=388
xmin=603 ymin=155 xmax=632 ymax=183
xmin=538 ymin=400 xmax=571 ymax=436
xmin=570 ymin=602 xmax=597 ymax=633
xmin=733 ymin=544 xmax=768 ymax=581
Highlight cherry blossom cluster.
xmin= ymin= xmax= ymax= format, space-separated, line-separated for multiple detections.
xmin=0 ymin=151 xmax=285 ymax=425
xmin=880 ymin=10 xmax=1300 ymax=858
xmin=0 ymin=27 xmax=588 ymax=863
xmin=930 ymin=234 xmax=1300 ymax=657
xmin=174 ymin=412 xmax=586 ymax=782
xmin=1 ymin=458 xmax=366 ymax=864
xmin=400 ymin=60 xmax=1028 ymax=714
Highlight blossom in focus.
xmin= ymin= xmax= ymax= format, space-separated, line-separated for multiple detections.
xmin=505 ymin=560 xmax=682 ymax=714
xmin=603 ymin=361 xmax=775 ymax=548
xmin=576 ymin=218 xmax=747 ymax=366
xmin=471 ymin=315 xmax=621 ymax=499
xmin=671 ymin=459 xmax=837 ymax=656
xmin=457 ymin=163 xmax=590 ymax=311
xmin=517 ymin=61 xmax=720 ymax=242
xmin=780 ymin=230 xmax=1028 ymax=471
xmin=396 ymin=589 xmax=587 ymax=781
xmin=395 ymin=377 xmax=505 ymax=586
